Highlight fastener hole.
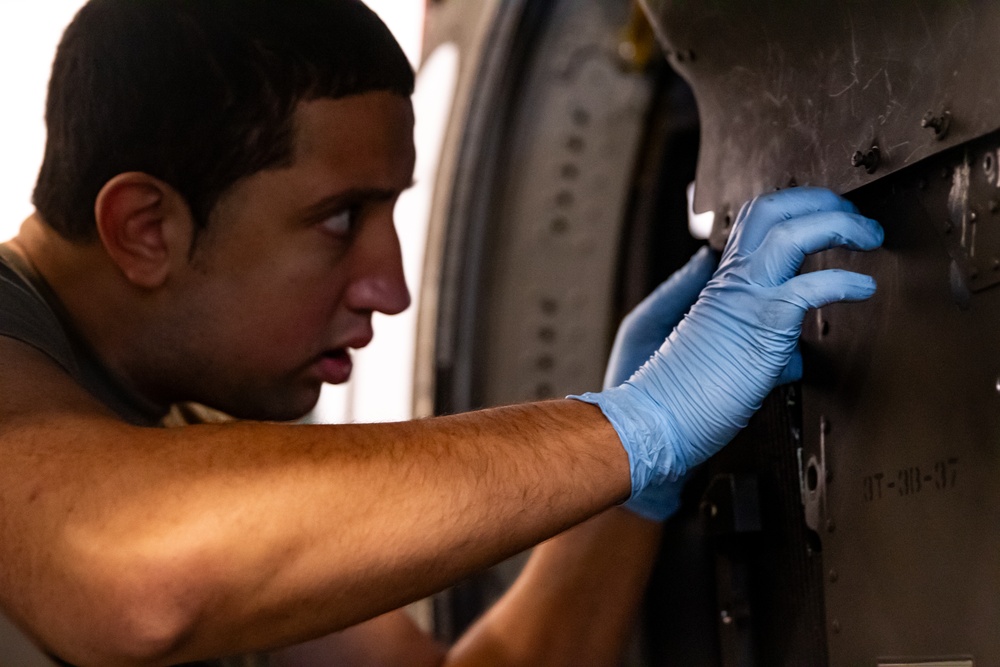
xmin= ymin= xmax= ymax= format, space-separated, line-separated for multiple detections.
xmin=550 ymin=217 xmax=570 ymax=235
xmin=807 ymin=462 xmax=820 ymax=492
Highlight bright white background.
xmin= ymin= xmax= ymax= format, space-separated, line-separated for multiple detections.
xmin=0 ymin=1 xmax=456 ymax=425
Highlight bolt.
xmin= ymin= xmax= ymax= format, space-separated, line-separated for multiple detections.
xmin=921 ymin=110 xmax=951 ymax=140
xmin=851 ymin=145 xmax=881 ymax=174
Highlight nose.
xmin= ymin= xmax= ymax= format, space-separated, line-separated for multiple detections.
xmin=345 ymin=217 xmax=411 ymax=316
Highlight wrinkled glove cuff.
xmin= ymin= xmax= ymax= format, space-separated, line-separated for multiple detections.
xmin=568 ymin=387 xmax=686 ymax=501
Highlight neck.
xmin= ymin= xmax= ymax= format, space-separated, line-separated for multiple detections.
xmin=8 ymin=214 xmax=169 ymax=411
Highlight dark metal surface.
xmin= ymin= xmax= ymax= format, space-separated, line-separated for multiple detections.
xmin=799 ymin=131 xmax=1000 ymax=665
xmin=638 ymin=0 xmax=1000 ymax=235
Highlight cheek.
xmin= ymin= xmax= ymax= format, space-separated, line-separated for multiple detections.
xmin=233 ymin=281 xmax=344 ymax=357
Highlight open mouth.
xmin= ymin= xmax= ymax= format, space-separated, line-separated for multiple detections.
xmin=316 ymin=349 xmax=353 ymax=384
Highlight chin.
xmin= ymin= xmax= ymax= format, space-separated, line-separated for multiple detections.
xmin=217 ymin=386 xmax=322 ymax=423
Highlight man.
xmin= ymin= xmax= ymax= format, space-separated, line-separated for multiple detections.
xmin=0 ymin=1 xmax=884 ymax=665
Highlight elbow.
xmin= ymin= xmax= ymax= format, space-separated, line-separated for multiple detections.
xmin=36 ymin=540 xmax=206 ymax=667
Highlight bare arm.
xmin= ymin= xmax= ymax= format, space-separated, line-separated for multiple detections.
xmin=270 ymin=508 xmax=661 ymax=667
xmin=0 ymin=338 xmax=630 ymax=666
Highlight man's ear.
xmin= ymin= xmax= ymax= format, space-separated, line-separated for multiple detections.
xmin=94 ymin=172 xmax=195 ymax=288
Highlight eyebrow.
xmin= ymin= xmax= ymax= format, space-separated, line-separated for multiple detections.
xmin=302 ymin=181 xmax=418 ymax=218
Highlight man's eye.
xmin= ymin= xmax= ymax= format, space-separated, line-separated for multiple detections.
xmin=319 ymin=210 xmax=353 ymax=235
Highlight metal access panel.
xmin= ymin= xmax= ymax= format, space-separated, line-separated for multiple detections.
xmin=633 ymin=1 xmax=1000 ymax=665
xmin=638 ymin=0 xmax=1000 ymax=226
xmin=796 ymin=133 xmax=1000 ymax=666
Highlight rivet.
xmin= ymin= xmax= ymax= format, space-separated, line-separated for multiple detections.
xmin=921 ymin=110 xmax=951 ymax=140
xmin=851 ymin=145 xmax=880 ymax=174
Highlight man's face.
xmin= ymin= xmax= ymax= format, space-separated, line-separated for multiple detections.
xmin=153 ymin=92 xmax=415 ymax=421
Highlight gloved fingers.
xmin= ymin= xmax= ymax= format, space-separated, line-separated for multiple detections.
xmin=748 ymin=212 xmax=884 ymax=285
xmin=724 ymin=187 xmax=860 ymax=262
xmin=641 ymin=246 xmax=718 ymax=322
xmin=604 ymin=246 xmax=718 ymax=388
xmin=778 ymin=268 xmax=878 ymax=312
xmin=777 ymin=346 xmax=803 ymax=384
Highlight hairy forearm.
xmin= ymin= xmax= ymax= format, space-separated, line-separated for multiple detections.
xmin=1 ymin=399 xmax=629 ymax=665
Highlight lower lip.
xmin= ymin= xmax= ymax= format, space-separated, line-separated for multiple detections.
xmin=316 ymin=351 xmax=353 ymax=384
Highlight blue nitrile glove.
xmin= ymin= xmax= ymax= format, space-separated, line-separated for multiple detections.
xmin=572 ymin=187 xmax=883 ymax=500
xmin=604 ymin=246 xmax=718 ymax=521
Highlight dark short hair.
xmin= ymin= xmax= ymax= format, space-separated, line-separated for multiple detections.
xmin=33 ymin=0 xmax=415 ymax=241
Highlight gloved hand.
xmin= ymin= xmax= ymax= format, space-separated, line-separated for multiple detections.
xmin=572 ymin=187 xmax=883 ymax=500
xmin=604 ymin=246 xmax=717 ymax=521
